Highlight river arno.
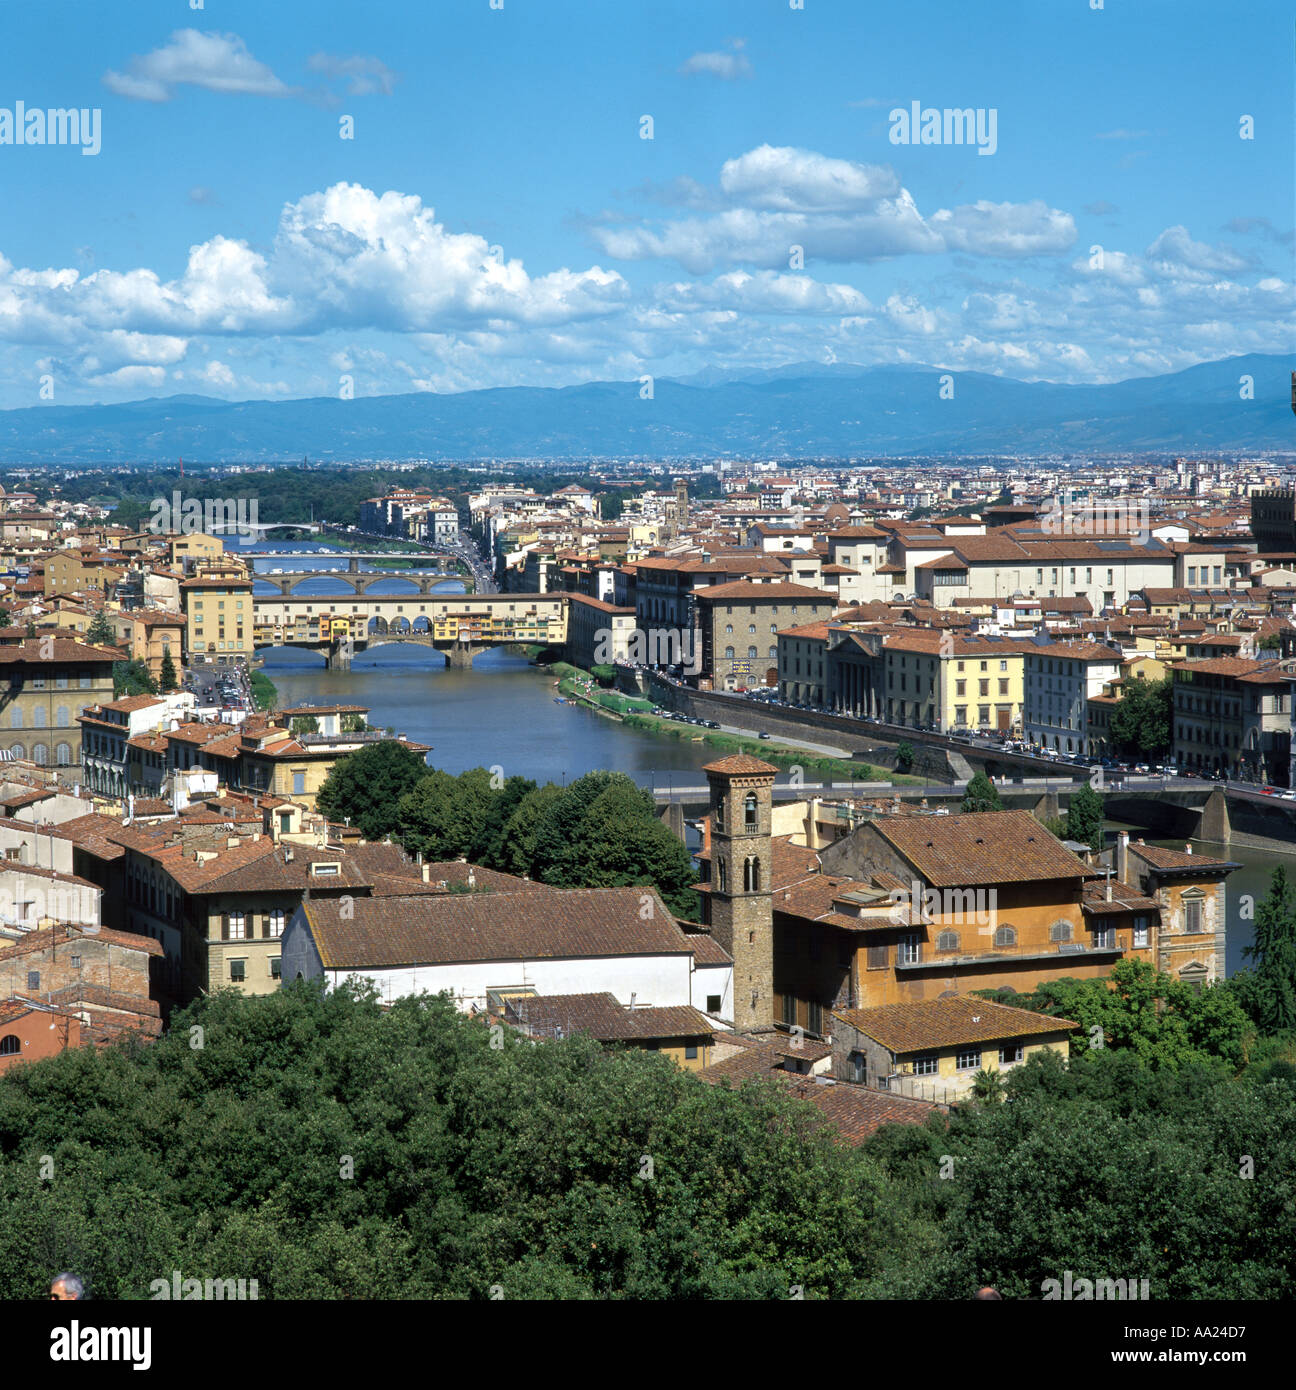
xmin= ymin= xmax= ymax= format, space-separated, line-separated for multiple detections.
xmin=259 ymin=643 xmax=714 ymax=789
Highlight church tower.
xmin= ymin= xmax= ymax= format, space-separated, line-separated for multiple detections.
xmin=704 ymin=754 xmax=777 ymax=1030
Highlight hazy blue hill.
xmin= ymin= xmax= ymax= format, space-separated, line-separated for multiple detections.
xmin=0 ymin=353 xmax=1289 ymax=462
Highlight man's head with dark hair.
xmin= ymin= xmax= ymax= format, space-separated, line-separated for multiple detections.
xmin=974 ymin=1286 xmax=1003 ymax=1300
xmin=50 ymin=1273 xmax=84 ymax=1301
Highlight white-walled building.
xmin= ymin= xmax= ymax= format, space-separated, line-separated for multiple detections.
xmin=281 ymin=885 xmax=734 ymax=1022
xmin=1023 ymin=640 xmax=1124 ymax=756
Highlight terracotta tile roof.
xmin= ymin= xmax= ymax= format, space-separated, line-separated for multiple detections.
xmin=697 ymin=1039 xmax=791 ymax=1083
xmin=509 ymin=992 xmax=715 ymax=1041
xmin=784 ymin=1078 xmax=941 ymax=1145
xmin=872 ymin=810 xmax=1090 ymax=888
xmin=678 ymin=930 xmax=732 ymax=965
xmin=1081 ymin=879 xmax=1161 ymax=914
xmin=417 ymin=861 xmax=546 ymax=894
xmin=773 ymin=873 xmax=873 ymax=921
xmin=701 ymin=754 xmax=779 ymax=776
xmin=1126 ymin=843 xmax=1238 ymax=874
xmin=699 ymin=1046 xmax=941 ymax=1143
xmin=1169 ymin=656 xmax=1284 ymax=679
xmin=301 ymin=886 xmax=693 ymax=970
xmin=833 ymin=996 xmax=1078 ymax=1054
xmin=1032 ymin=640 xmax=1124 ymax=662
xmin=776 ymin=621 xmax=833 ymax=640
xmin=0 ymin=638 xmax=118 ymax=663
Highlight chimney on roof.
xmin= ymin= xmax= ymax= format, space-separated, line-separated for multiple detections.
xmin=1185 ymin=843 xmax=1192 ymax=854
xmin=1116 ymin=831 xmax=1129 ymax=887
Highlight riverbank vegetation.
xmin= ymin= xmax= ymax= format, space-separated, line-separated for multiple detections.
xmin=0 ymin=981 xmax=1291 ymax=1299
xmin=250 ymin=670 xmax=278 ymax=710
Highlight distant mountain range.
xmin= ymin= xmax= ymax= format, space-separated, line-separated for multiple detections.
xmin=0 ymin=353 xmax=1290 ymax=464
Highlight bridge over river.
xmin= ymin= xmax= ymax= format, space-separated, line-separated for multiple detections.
xmin=253 ymin=592 xmax=567 ymax=668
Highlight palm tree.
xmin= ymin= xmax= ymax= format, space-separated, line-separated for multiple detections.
xmin=971 ymin=1067 xmax=1006 ymax=1103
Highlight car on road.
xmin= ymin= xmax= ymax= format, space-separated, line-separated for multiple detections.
xmin=758 ymin=732 xmax=771 ymax=740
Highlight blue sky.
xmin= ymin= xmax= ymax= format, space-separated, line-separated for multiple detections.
xmin=0 ymin=0 xmax=1290 ymax=408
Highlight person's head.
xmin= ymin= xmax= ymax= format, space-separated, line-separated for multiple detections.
xmin=974 ymin=1286 xmax=1003 ymax=1300
xmin=50 ymin=1273 xmax=84 ymax=1301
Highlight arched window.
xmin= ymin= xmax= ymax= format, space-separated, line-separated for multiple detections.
xmin=937 ymin=929 xmax=960 ymax=952
xmin=725 ymin=625 xmax=733 ymax=635
xmin=32 ymin=743 xmax=47 ymax=766
xmin=743 ymin=856 xmax=761 ymax=892
xmin=994 ymin=925 xmax=1016 ymax=948
xmin=56 ymin=706 xmax=69 ymax=728
xmin=717 ymin=858 xmax=727 ymax=894
xmin=8 ymin=743 xmax=23 ymax=761
xmin=748 ymin=624 xmax=756 ymax=634
xmin=9 ymin=709 xmax=21 ymax=729
xmin=747 ymin=646 xmax=758 ymax=659
xmin=1049 ymin=921 xmax=1072 ymax=943
xmin=725 ymin=646 xmax=734 ymax=659
xmin=714 ymin=798 xmax=725 ymax=831
xmin=32 ymin=708 xmax=45 ymax=728
xmin=55 ymin=742 xmax=72 ymax=766
xmin=744 ymin=792 xmax=757 ymax=829
xmin=0 ymin=1035 xmax=19 ymax=1056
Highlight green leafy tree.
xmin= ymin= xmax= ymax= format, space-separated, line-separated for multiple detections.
xmin=316 ymin=740 xmax=429 ymax=839
xmin=290 ymin=715 xmax=320 ymax=734
xmin=397 ymin=768 xmax=494 ymax=863
xmin=1031 ymin=959 xmax=1248 ymax=1071
xmin=568 ymin=779 xmax=700 ymax=917
xmin=341 ymin=713 xmax=368 ymax=733
xmin=469 ymin=773 xmax=538 ymax=866
xmin=496 ymin=783 xmax=565 ymax=877
xmin=895 ymin=741 xmax=915 ymax=774
xmin=112 ymin=660 xmax=157 ymax=698
xmin=0 ymin=605 xmax=10 ymax=628
xmin=159 ymin=649 xmax=178 ymax=693
xmin=85 ymin=609 xmax=117 ymax=647
xmin=1107 ymin=675 xmax=1172 ymax=759
xmin=961 ymin=770 xmax=1003 ymax=813
xmin=1065 ymin=781 xmax=1105 ymax=853
xmin=1239 ymin=866 xmax=1296 ymax=1034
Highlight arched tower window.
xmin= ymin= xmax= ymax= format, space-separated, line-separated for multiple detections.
xmin=743 ymin=856 xmax=761 ymax=892
xmin=744 ymin=792 xmax=758 ymax=829
xmin=717 ymin=858 xmax=727 ymax=894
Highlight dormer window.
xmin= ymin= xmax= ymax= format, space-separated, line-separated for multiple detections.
xmin=311 ymin=862 xmax=341 ymax=877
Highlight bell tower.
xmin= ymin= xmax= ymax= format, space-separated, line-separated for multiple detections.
xmin=704 ymin=754 xmax=777 ymax=1030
